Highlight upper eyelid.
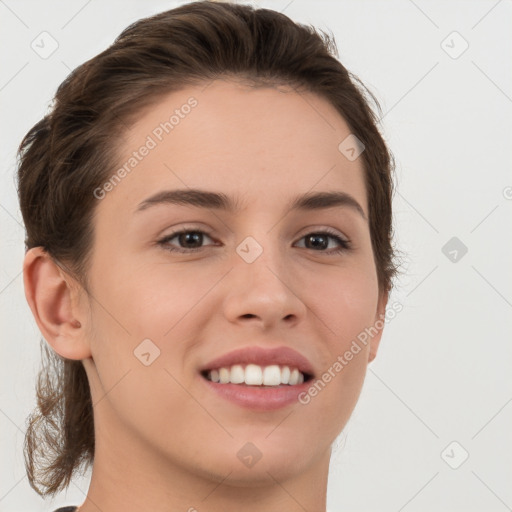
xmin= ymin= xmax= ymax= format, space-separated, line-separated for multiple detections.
xmin=159 ymin=224 xmax=348 ymax=238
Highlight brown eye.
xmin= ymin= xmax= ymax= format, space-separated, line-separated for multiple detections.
xmin=295 ymin=231 xmax=351 ymax=255
xmin=158 ymin=230 xmax=215 ymax=253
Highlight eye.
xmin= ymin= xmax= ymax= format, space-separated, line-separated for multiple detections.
xmin=157 ymin=229 xmax=216 ymax=253
xmin=157 ymin=228 xmax=352 ymax=255
xmin=294 ymin=229 xmax=351 ymax=255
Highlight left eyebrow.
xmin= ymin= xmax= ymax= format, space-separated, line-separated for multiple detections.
xmin=135 ymin=188 xmax=367 ymax=221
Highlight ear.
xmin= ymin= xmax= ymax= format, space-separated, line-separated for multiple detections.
xmin=23 ymin=247 xmax=92 ymax=360
xmin=368 ymin=289 xmax=389 ymax=363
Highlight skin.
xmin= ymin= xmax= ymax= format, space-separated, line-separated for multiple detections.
xmin=24 ymin=79 xmax=388 ymax=512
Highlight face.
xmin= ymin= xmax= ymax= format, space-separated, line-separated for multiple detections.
xmin=80 ymin=79 xmax=387 ymax=486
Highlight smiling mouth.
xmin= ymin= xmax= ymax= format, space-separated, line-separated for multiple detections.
xmin=200 ymin=364 xmax=313 ymax=387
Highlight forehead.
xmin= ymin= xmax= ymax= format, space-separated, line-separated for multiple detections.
xmin=101 ymin=79 xmax=368 ymax=217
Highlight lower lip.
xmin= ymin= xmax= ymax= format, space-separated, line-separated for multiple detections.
xmin=200 ymin=375 xmax=311 ymax=411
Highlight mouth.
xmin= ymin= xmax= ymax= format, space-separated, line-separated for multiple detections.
xmin=198 ymin=345 xmax=316 ymax=410
xmin=200 ymin=364 xmax=314 ymax=387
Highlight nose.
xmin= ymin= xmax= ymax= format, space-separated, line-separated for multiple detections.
xmin=222 ymin=237 xmax=307 ymax=330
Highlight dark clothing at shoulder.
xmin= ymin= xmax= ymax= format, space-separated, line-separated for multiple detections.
xmin=53 ymin=507 xmax=78 ymax=512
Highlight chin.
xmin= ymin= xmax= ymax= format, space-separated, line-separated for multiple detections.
xmin=201 ymin=455 xmax=310 ymax=488
xmin=196 ymin=433 xmax=322 ymax=486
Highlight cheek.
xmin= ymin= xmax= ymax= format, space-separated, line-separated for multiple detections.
xmin=85 ymin=259 xmax=227 ymax=395
xmin=298 ymin=261 xmax=378 ymax=422
xmin=308 ymin=259 xmax=379 ymax=341
xmin=90 ymin=252 xmax=218 ymax=336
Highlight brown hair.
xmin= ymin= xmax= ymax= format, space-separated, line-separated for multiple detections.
xmin=17 ymin=0 xmax=400 ymax=497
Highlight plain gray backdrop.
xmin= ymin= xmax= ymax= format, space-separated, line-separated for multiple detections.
xmin=1 ymin=1 xmax=511 ymax=511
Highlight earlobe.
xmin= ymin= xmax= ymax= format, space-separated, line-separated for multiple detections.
xmin=368 ymin=289 xmax=389 ymax=363
xmin=23 ymin=247 xmax=91 ymax=361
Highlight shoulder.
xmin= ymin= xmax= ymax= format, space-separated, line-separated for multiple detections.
xmin=52 ymin=507 xmax=78 ymax=512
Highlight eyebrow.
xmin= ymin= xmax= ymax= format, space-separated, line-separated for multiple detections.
xmin=135 ymin=188 xmax=367 ymax=221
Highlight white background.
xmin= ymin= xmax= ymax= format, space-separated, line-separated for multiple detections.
xmin=1 ymin=1 xmax=511 ymax=511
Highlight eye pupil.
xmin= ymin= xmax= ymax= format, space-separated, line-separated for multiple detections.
xmin=179 ymin=232 xmax=202 ymax=248
xmin=306 ymin=234 xmax=327 ymax=250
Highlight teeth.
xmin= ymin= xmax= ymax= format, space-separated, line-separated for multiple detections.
xmin=219 ymin=367 xmax=230 ymax=384
xmin=230 ymin=364 xmax=245 ymax=384
xmin=281 ymin=366 xmax=290 ymax=384
xmin=262 ymin=365 xmax=281 ymax=386
xmin=245 ymin=364 xmax=263 ymax=385
xmin=206 ymin=364 xmax=307 ymax=386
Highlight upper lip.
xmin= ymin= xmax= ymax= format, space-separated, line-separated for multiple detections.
xmin=200 ymin=345 xmax=315 ymax=377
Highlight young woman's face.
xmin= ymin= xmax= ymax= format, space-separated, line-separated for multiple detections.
xmin=81 ymin=80 xmax=387 ymax=485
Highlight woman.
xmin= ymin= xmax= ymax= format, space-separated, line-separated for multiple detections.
xmin=18 ymin=1 xmax=398 ymax=511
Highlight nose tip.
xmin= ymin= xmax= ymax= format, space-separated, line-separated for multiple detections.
xmin=224 ymin=246 xmax=305 ymax=328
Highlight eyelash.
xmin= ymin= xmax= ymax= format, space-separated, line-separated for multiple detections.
xmin=157 ymin=228 xmax=352 ymax=255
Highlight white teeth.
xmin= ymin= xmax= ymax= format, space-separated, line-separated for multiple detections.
xmin=219 ymin=367 xmax=230 ymax=384
xmin=262 ymin=365 xmax=281 ymax=386
xmin=289 ymin=368 xmax=299 ymax=385
xmin=245 ymin=364 xmax=263 ymax=385
xmin=281 ymin=366 xmax=290 ymax=384
xmin=230 ymin=364 xmax=245 ymax=384
xmin=206 ymin=364 xmax=307 ymax=386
